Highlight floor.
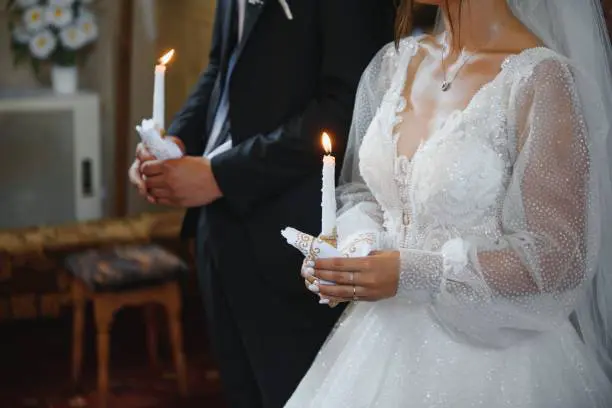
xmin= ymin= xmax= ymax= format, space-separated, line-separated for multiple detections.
xmin=0 ymin=298 xmax=228 ymax=408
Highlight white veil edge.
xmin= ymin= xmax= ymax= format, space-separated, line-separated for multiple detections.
xmin=340 ymin=0 xmax=612 ymax=379
xmin=432 ymin=0 xmax=612 ymax=378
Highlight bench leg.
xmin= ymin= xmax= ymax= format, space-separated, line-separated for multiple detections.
xmin=164 ymin=283 xmax=188 ymax=397
xmin=71 ymin=282 xmax=86 ymax=387
xmin=145 ymin=304 xmax=160 ymax=369
xmin=94 ymin=299 xmax=115 ymax=408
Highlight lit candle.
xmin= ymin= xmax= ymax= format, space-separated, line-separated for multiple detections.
xmin=321 ymin=132 xmax=337 ymax=237
xmin=153 ymin=49 xmax=175 ymax=130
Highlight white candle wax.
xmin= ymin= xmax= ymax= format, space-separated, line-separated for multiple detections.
xmin=153 ymin=64 xmax=166 ymax=130
xmin=321 ymin=154 xmax=336 ymax=236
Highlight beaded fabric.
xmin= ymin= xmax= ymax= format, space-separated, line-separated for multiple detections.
xmin=284 ymin=37 xmax=612 ymax=407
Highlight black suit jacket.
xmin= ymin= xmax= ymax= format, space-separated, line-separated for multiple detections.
xmin=168 ymin=0 xmax=394 ymax=308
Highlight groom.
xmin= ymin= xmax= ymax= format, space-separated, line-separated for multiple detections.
xmin=130 ymin=0 xmax=394 ymax=407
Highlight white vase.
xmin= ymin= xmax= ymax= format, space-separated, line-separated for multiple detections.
xmin=51 ymin=65 xmax=78 ymax=94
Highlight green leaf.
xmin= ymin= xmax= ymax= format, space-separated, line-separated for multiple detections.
xmin=31 ymin=58 xmax=42 ymax=77
xmin=52 ymin=47 xmax=78 ymax=67
xmin=13 ymin=50 xmax=28 ymax=66
xmin=10 ymin=43 xmax=30 ymax=67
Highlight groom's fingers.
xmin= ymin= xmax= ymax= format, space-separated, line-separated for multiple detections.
xmin=136 ymin=143 xmax=155 ymax=162
xmin=148 ymin=188 xmax=171 ymax=199
xmin=144 ymin=175 xmax=169 ymax=189
xmin=141 ymin=160 xmax=165 ymax=177
xmin=128 ymin=160 xmax=145 ymax=190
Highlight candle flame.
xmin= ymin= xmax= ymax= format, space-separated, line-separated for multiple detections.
xmin=158 ymin=49 xmax=175 ymax=66
xmin=322 ymin=132 xmax=332 ymax=154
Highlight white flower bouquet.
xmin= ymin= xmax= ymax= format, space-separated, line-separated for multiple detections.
xmin=6 ymin=0 xmax=98 ymax=73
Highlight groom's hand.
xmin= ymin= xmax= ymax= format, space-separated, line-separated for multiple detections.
xmin=129 ymin=136 xmax=186 ymax=199
xmin=128 ymin=143 xmax=155 ymax=197
xmin=141 ymin=156 xmax=222 ymax=207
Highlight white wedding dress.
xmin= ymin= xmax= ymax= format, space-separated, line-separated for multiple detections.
xmin=284 ymin=37 xmax=612 ymax=408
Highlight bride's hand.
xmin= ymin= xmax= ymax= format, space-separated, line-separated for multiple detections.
xmin=301 ymin=258 xmax=341 ymax=307
xmin=307 ymin=251 xmax=401 ymax=302
xmin=301 ymin=258 xmax=317 ymax=289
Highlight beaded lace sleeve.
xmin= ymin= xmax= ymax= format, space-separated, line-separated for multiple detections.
xmin=336 ymin=43 xmax=397 ymax=251
xmin=396 ymin=58 xmax=596 ymax=343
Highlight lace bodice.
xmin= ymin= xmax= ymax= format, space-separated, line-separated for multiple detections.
xmin=360 ymin=38 xmax=529 ymax=252
xmin=336 ymin=38 xmax=598 ymax=347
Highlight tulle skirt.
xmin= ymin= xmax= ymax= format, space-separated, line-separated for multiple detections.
xmin=284 ymin=299 xmax=612 ymax=408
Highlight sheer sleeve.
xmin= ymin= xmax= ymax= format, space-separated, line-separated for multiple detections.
xmin=336 ymin=43 xmax=396 ymax=251
xmin=396 ymin=58 xmax=595 ymax=347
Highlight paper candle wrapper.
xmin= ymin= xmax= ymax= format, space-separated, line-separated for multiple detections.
xmin=281 ymin=227 xmax=374 ymax=286
xmin=136 ymin=118 xmax=184 ymax=160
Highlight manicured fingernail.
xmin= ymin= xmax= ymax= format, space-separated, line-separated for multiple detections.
xmin=301 ymin=267 xmax=314 ymax=278
xmin=319 ymin=298 xmax=330 ymax=305
xmin=308 ymin=284 xmax=320 ymax=293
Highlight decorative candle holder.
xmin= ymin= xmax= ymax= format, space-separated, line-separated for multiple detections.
xmin=317 ymin=229 xmax=339 ymax=308
xmin=318 ymin=228 xmax=337 ymax=248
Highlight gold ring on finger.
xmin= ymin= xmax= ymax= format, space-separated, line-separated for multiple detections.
xmin=353 ymin=285 xmax=358 ymax=301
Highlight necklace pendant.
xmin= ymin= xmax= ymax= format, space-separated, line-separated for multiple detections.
xmin=441 ymin=81 xmax=451 ymax=92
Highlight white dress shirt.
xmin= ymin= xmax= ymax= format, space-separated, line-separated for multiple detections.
xmin=205 ymin=0 xmax=246 ymax=159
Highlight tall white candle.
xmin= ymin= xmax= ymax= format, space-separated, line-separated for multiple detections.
xmin=153 ymin=65 xmax=165 ymax=129
xmin=321 ymin=132 xmax=337 ymax=236
xmin=152 ymin=49 xmax=175 ymax=130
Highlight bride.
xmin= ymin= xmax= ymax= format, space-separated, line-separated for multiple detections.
xmin=285 ymin=0 xmax=612 ymax=407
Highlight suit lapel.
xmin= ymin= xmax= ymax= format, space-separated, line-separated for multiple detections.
xmin=207 ymin=0 xmax=265 ymax=136
xmin=236 ymin=0 xmax=266 ymax=57
xmin=221 ymin=0 xmax=238 ymax=78
xmin=205 ymin=0 xmax=237 ymax=135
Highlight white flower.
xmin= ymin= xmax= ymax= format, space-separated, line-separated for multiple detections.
xmin=46 ymin=6 xmax=74 ymax=28
xmin=29 ymin=29 xmax=57 ymax=59
xmin=59 ymin=25 xmax=86 ymax=50
xmin=48 ymin=0 xmax=76 ymax=7
xmin=76 ymin=14 xmax=98 ymax=43
xmin=15 ymin=0 xmax=39 ymax=9
xmin=12 ymin=25 xmax=32 ymax=44
xmin=23 ymin=6 xmax=46 ymax=32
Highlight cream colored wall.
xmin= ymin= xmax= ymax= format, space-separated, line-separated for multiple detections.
xmin=158 ymin=0 xmax=216 ymax=118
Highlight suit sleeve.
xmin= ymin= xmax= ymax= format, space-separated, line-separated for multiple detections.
xmin=166 ymin=1 xmax=223 ymax=156
xmin=210 ymin=0 xmax=393 ymax=216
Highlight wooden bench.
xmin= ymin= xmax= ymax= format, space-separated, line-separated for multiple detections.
xmin=65 ymin=244 xmax=189 ymax=408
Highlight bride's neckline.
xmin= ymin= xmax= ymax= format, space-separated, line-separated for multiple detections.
xmin=393 ymin=38 xmax=550 ymax=165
